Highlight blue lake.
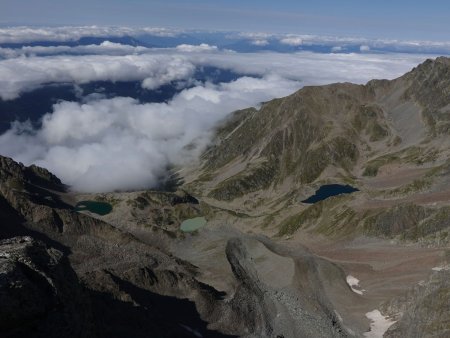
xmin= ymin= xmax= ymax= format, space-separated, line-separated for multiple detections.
xmin=301 ymin=184 xmax=359 ymax=204
xmin=75 ymin=201 xmax=113 ymax=215
xmin=180 ymin=217 xmax=207 ymax=232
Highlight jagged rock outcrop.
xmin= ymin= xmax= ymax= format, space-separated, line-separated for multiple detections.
xmin=0 ymin=236 xmax=93 ymax=338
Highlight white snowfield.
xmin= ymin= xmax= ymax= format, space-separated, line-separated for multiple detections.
xmin=364 ymin=310 xmax=397 ymax=338
xmin=346 ymin=275 xmax=365 ymax=295
xmin=432 ymin=265 xmax=449 ymax=272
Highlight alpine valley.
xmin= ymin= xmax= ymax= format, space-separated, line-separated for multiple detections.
xmin=1 ymin=56 xmax=450 ymax=338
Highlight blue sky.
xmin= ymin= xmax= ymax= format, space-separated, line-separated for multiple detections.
xmin=2 ymin=0 xmax=450 ymax=40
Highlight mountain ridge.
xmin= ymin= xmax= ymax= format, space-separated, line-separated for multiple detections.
xmin=180 ymin=58 xmax=450 ymax=236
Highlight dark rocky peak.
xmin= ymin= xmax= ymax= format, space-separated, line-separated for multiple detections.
xmin=0 ymin=155 xmax=70 ymax=213
xmin=403 ymin=56 xmax=450 ymax=110
xmin=0 ymin=155 xmax=66 ymax=193
xmin=25 ymin=164 xmax=65 ymax=192
xmin=0 ymin=236 xmax=93 ymax=337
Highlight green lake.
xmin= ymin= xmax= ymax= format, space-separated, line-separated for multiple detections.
xmin=180 ymin=217 xmax=207 ymax=232
xmin=75 ymin=201 xmax=113 ymax=216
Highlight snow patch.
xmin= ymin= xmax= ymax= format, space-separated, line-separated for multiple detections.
xmin=364 ymin=310 xmax=397 ymax=338
xmin=432 ymin=265 xmax=449 ymax=272
xmin=346 ymin=275 xmax=365 ymax=295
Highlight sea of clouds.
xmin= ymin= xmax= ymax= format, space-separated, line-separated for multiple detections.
xmin=0 ymin=26 xmax=438 ymax=192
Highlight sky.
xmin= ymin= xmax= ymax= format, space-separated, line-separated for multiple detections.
xmin=2 ymin=0 xmax=450 ymax=40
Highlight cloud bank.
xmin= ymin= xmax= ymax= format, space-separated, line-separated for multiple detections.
xmin=0 ymin=44 xmax=428 ymax=100
xmin=0 ymin=53 xmax=196 ymax=100
xmin=3 ymin=26 xmax=450 ymax=54
xmin=0 ymin=27 xmax=437 ymax=192
xmin=0 ymin=26 xmax=179 ymax=44
xmin=229 ymin=31 xmax=450 ymax=54
xmin=280 ymin=36 xmax=303 ymax=46
xmin=0 ymin=75 xmax=298 ymax=192
xmin=0 ymin=41 xmax=150 ymax=59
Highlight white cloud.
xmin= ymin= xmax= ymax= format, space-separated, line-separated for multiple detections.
xmin=0 ymin=75 xmax=299 ymax=192
xmin=237 ymin=32 xmax=271 ymax=40
xmin=360 ymin=45 xmax=371 ymax=52
xmin=2 ymin=26 xmax=450 ymax=55
xmin=0 ymin=41 xmax=150 ymax=59
xmin=0 ymin=47 xmax=430 ymax=100
xmin=251 ymin=39 xmax=269 ymax=46
xmin=279 ymin=36 xmax=303 ymax=46
xmin=234 ymin=32 xmax=271 ymax=47
xmin=231 ymin=30 xmax=450 ymax=54
xmin=0 ymin=53 xmax=195 ymax=100
xmin=0 ymin=26 xmax=179 ymax=44
xmin=0 ymin=42 xmax=219 ymax=60
xmin=186 ymin=51 xmax=428 ymax=86
xmin=175 ymin=43 xmax=218 ymax=52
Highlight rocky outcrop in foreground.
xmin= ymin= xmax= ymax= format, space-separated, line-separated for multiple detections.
xmin=0 ymin=156 xmax=233 ymax=337
xmin=0 ymin=236 xmax=93 ymax=337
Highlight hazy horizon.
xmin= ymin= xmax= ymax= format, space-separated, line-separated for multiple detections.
xmin=2 ymin=0 xmax=450 ymax=41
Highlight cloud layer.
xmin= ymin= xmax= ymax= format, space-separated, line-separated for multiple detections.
xmin=0 ymin=52 xmax=196 ymax=100
xmin=2 ymin=26 xmax=450 ymax=54
xmin=0 ymin=27 xmax=437 ymax=192
xmin=0 ymin=41 xmax=150 ymax=59
xmin=0 ymin=75 xmax=298 ymax=192
xmin=0 ymin=43 xmax=429 ymax=100
xmin=0 ymin=26 xmax=178 ymax=44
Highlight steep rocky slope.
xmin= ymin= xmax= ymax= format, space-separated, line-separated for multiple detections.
xmin=181 ymin=57 xmax=450 ymax=244
xmin=184 ymin=57 xmax=449 ymax=192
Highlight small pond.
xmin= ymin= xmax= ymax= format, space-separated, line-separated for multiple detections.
xmin=180 ymin=217 xmax=207 ymax=232
xmin=75 ymin=201 xmax=113 ymax=216
xmin=301 ymin=184 xmax=359 ymax=204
